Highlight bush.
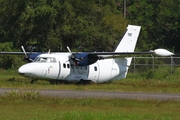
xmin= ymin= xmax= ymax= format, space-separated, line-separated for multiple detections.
xmin=0 ymin=42 xmax=25 ymax=69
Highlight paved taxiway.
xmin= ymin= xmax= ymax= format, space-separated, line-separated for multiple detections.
xmin=0 ymin=88 xmax=180 ymax=101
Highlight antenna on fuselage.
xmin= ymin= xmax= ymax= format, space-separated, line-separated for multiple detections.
xmin=48 ymin=49 xmax=51 ymax=54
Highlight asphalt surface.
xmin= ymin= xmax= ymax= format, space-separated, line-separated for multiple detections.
xmin=0 ymin=88 xmax=180 ymax=101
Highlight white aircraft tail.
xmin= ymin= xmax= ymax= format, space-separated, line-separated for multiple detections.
xmin=114 ymin=25 xmax=141 ymax=80
xmin=114 ymin=25 xmax=141 ymax=52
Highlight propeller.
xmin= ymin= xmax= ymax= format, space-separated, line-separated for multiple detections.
xmin=67 ymin=46 xmax=83 ymax=64
xmin=21 ymin=46 xmax=33 ymax=62
xmin=21 ymin=46 xmax=42 ymax=62
xmin=21 ymin=46 xmax=28 ymax=58
xmin=67 ymin=46 xmax=72 ymax=53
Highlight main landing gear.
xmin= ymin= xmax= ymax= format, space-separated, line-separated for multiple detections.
xmin=79 ymin=79 xmax=92 ymax=85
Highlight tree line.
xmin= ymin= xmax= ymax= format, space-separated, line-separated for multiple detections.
xmin=0 ymin=0 xmax=180 ymax=69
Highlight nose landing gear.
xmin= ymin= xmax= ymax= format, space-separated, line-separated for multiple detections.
xmin=30 ymin=79 xmax=37 ymax=84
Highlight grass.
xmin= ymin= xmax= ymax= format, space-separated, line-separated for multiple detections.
xmin=0 ymin=95 xmax=180 ymax=120
xmin=0 ymin=68 xmax=180 ymax=120
xmin=0 ymin=68 xmax=180 ymax=93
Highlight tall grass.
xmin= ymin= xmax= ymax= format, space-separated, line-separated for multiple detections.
xmin=127 ymin=66 xmax=180 ymax=82
xmin=0 ymin=95 xmax=180 ymax=120
xmin=0 ymin=68 xmax=180 ymax=93
xmin=0 ymin=69 xmax=180 ymax=119
xmin=5 ymin=90 xmax=40 ymax=99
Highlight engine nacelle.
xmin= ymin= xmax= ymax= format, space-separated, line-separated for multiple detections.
xmin=73 ymin=53 xmax=98 ymax=66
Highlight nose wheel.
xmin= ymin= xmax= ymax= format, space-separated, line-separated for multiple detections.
xmin=30 ymin=79 xmax=37 ymax=84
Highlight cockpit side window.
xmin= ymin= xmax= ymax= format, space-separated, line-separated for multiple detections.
xmin=50 ymin=57 xmax=56 ymax=62
xmin=40 ymin=58 xmax=47 ymax=62
xmin=34 ymin=57 xmax=56 ymax=63
xmin=34 ymin=57 xmax=39 ymax=62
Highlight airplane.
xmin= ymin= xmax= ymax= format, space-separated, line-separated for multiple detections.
xmin=0 ymin=25 xmax=174 ymax=84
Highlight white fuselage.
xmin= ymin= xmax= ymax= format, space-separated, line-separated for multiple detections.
xmin=18 ymin=25 xmax=142 ymax=83
xmin=18 ymin=53 xmax=130 ymax=83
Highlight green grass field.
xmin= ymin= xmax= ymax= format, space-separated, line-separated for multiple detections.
xmin=0 ymin=69 xmax=180 ymax=120
xmin=0 ymin=68 xmax=180 ymax=93
xmin=0 ymin=95 xmax=180 ymax=120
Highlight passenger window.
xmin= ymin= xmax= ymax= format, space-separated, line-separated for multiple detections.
xmin=67 ymin=64 xmax=70 ymax=68
xmin=63 ymin=63 xmax=66 ymax=68
xmin=94 ymin=66 xmax=97 ymax=71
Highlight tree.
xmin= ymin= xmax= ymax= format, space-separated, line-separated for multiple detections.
xmin=59 ymin=0 xmax=127 ymax=52
xmin=127 ymin=0 xmax=180 ymax=52
xmin=0 ymin=0 xmax=128 ymax=69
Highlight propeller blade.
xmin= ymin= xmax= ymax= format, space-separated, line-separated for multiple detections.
xmin=21 ymin=46 xmax=28 ymax=57
xmin=21 ymin=46 xmax=35 ymax=62
xmin=66 ymin=46 xmax=83 ymax=66
xmin=67 ymin=46 xmax=72 ymax=53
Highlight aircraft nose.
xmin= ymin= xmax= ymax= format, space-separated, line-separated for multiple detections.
xmin=18 ymin=65 xmax=26 ymax=75
xmin=18 ymin=64 xmax=34 ymax=76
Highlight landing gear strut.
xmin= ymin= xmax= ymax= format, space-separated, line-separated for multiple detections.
xmin=79 ymin=79 xmax=91 ymax=85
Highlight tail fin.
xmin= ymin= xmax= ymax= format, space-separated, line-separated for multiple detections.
xmin=114 ymin=25 xmax=141 ymax=52
xmin=113 ymin=25 xmax=141 ymax=80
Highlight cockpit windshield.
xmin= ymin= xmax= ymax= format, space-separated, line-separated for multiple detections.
xmin=34 ymin=57 xmax=56 ymax=63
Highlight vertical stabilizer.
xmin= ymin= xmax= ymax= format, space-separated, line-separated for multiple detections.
xmin=114 ymin=25 xmax=141 ymax=80
xmin=114 ymin=25 xmax=141 ymax=52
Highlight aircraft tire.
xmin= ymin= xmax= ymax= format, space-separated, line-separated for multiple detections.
xmin=79 ymin=79 xmax=91 ymax=85
xmin=30 ymin=79 xmax=37 ymax=84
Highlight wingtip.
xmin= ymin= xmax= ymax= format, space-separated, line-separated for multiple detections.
xmin=154 ymin=49 xmax=174 ymax=56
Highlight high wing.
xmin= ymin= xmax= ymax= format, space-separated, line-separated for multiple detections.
xmin=68 ymin=48 xmax=174 ymax=66
xmin=0 ymin=52 xmax=39 ymax=55
xmin=0 ymin=45 xmax=43 ymax=62
xmin=88 ymin=51 xmax=153 ymax=58
xmin=0 ymin=51 xmax=42 ymax=62
xmin=87 ymin=48 xmax=174 ymax=58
